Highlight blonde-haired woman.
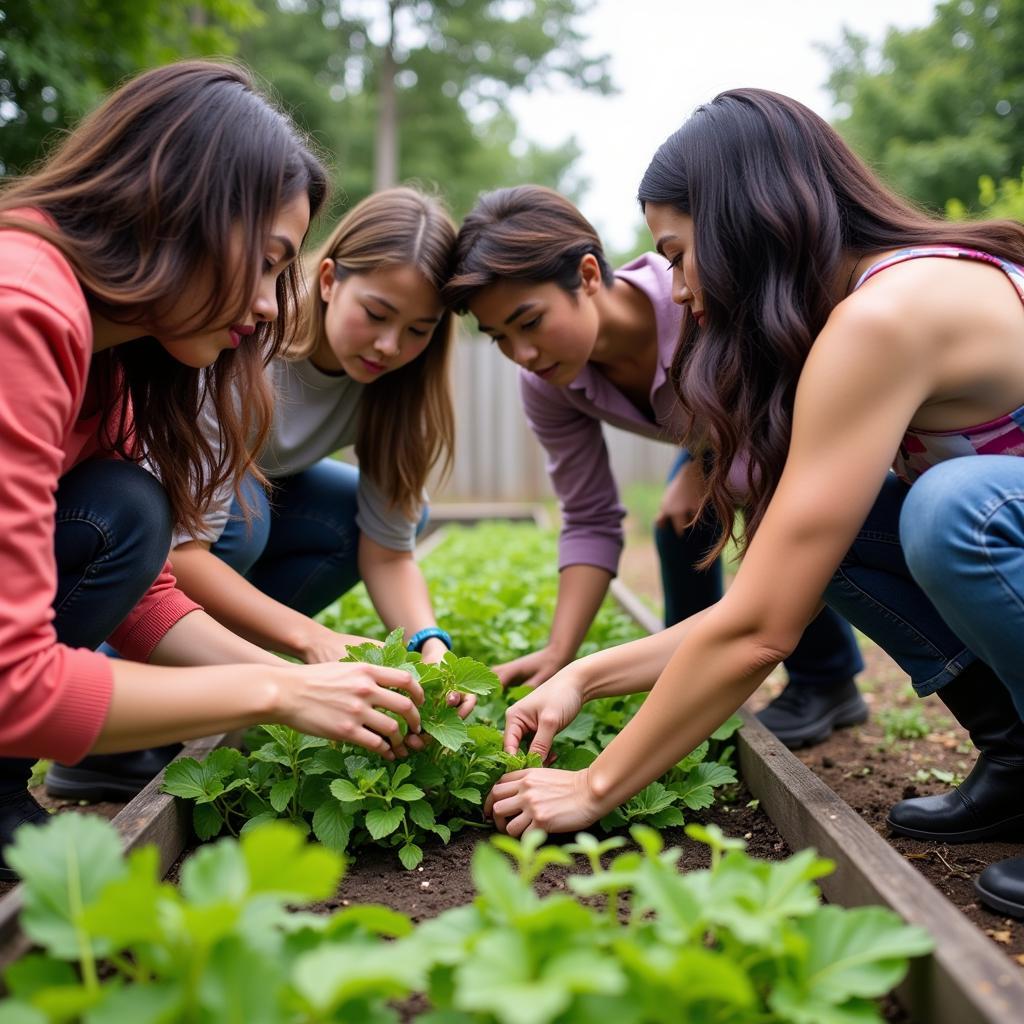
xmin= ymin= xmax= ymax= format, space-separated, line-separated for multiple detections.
xmin=45 ymin=186 xmax=465 ymax=801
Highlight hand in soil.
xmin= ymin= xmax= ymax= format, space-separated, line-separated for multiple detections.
xmin=485 ymin=765 xmax=604 ymax=836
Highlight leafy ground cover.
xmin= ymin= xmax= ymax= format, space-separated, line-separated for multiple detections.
xmin=0 ymin=815 xmax=931 ymax=1024
xmin=164 ymin=524 xmax=741 ymax=869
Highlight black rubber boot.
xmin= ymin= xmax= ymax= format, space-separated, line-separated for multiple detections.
xmin=44 ymin=743 xmax=182 ymax=803
xmin=887 ymin=661 xmax=1024 ymax=843
xmin=0 ymin=790 xmax=51 ymax=881
xmin=755 ymin=676 xmax=868 ymax=749
xmin=976 ymin=857 xmax=1024 ymax=918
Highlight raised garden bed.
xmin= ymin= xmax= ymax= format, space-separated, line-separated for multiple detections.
xmin=2 ymin=507 xmax=1020 ymax=1023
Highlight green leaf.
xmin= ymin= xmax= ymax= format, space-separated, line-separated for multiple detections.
xmin=82 ymin=846 xmax=171 ymax=948
xmin=450 ymin=787 xmax=481 ymax=804
xmin=423 ymin=707 xmax=469 ymax=751
xmin=3 ymin=954 xmax=77 ymax=998
xmin=291 ymin=944 xmax=420 ymax=1014
xmin=444 ymin=655 xmax=500 ymax=696
xmin=180 ymin=838 xmax=248 ymax=906
xmin=197 ymin=935 xmax=288 ymax=1024
xmin=269 ymin=777 xmax=297 ymax=813
xmin=329 ymin=779 xmax=364 ymax=803
xmin=365 ymin=806 xmax=405 ymax=840
xmin=242 ymin=822 xmax=344 ymax=902
xmin=311 ymin=802 xmax=352 ymax=853
xmin=0 ymin=1002 xmax=49 ymax=1024
xmin=711 ymin=714 xmax=743 ymax=740
xmin=193 ymin=802 xmax=225 ymax=841
xmin=399 ymin=843 xmax=424 ymax=870
xmin=326 ymin=904 xmax=413 ymax=939
xmin=391 ymin=784 xmax=426 ymax=802
xmin=161 ymin=757 xmax=218 ymax=800
xmin=796 ymin=905 xmax=934 ymax=1003
xmin=407 ymin=800 xmax=436 ymax=829
xmin=84 ymin=982 xmax=183 ymax=1024
xmin=6 ymin=814 xmax=126 ymax=959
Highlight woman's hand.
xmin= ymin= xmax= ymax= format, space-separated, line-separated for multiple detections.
xmin=502 ymin=668 xmax=586 ymax=762
xmin=484 ymin=766 xmax=606 ymax=837
xmin=655 ymin=458 xmax=702 ymax=536
xmin=494 ymin=644 xmax=572 ymax=689
xmin=276 ymin=661 xmax=424 ymax=759
xmin=298 ymin=622 xmax=381 ymax=665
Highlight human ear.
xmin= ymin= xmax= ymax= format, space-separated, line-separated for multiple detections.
xmin=578 ymin=253 xmax=603 ymax=295
xmin=318 ymin=258 xmax=337 ymax=303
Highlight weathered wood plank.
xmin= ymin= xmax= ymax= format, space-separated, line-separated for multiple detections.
xmin=738 ymin=712 xmax=1024 ymax=1024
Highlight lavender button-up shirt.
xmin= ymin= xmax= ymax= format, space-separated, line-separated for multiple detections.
xmin=519 ymin=253 xmax=687 ymax=576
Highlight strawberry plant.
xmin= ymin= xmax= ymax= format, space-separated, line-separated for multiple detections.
xmin=0 ymin=815 xmax=933 ymax=1024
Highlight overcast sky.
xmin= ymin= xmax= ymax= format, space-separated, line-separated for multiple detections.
xmin=509 ymin=0 xmax=939 ymax=252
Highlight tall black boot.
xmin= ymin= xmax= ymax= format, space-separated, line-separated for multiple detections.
xmin=888 ymin=661 xmax=1024 ymax=843
xmin=44 ymin=743 xmax=182 ymax=803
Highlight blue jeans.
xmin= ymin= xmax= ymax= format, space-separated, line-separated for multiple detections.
xmin=825 ymin=457 xmax=1024 ymax=718
xmin=213 ymin=459 xmax=404 ymax=618
xmin=654 ymin=451 xmax=864 ymax=686
xmin=0 ymin=461 xmax=173 ymax=793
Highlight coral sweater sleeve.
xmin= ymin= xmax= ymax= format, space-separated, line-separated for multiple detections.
xmin=0 ymin=219 xmax=198 ymax=762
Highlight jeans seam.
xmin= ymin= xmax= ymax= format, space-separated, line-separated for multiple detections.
xmin=53 ymin=513 xmax=115 ymax=619
xmin=977 ymin=493 xmax=1024 ymax=617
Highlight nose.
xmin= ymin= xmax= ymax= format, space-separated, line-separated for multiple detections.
xmin=511 ymin=337 xmax=538 ymax=367
xmin=374 ymin=329 xmax=401 ymax=357
xmin=253 ymin=280 xmax=279 ymax=323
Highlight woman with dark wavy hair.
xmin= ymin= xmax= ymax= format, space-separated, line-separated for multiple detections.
xmin=0 ymin=60 xmax=425 ymax=878
xmin=445 ymin=184 xmax=865 ymax=748
xmin=487 ymin=87 xmax=1024 ymax=918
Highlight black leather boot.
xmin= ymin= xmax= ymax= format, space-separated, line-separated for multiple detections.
xmin=44 ymin=743 xmax=182 ymax=803
xmin=0 ymin=790 xmax=51 ymax=881
xmin=888 ymin=661 xmax=1024 ymax=843
xmin=755 ymin=676 xmax=868 ymax=748
xmin=976 ymin=857 xmax=1024 ymax=917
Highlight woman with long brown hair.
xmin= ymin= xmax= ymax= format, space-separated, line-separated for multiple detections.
xmin=0 ymin=62 xmax=426 ymax=877
xmin=444 ymin=185 xmax=864 ymax=746
xmin=486 ymin=88 xmax=1024 ymax=918
xmin=95 ymin=187 xmax=464 ymax=782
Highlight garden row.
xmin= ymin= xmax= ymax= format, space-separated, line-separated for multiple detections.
xmin=0 ymin=511 xmax=1022 ymax=1022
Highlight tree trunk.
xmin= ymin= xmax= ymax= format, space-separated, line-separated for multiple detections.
xmin=374 ymin=0 xmax=399 ymax=189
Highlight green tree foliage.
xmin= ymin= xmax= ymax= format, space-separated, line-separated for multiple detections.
xmin=0 ymin=0 xmax=261 ymax=175
xmin=235 ymin=0 xmax=611 ymax=217
xmin=823 ymin=0 xmax=1024 ymax=213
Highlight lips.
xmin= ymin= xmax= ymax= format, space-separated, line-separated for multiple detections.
xmin=359 ymin=356 xmax=387 ymax=374
xmin=533 ymin=364 xmax=559 ymax=380
xmin=229 ymin=323 xmax=256 ymax=349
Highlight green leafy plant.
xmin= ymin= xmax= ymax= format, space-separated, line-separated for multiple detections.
xmin=0 ymin=815 xmax=934 ymax=1024
xmin=877 ymin=706 xmax=931 ymax=743
xmin=165 ymin=525 xmax=742 ymax=867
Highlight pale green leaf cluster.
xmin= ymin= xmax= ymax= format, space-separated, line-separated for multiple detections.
xmin=0 ymin=816 xmax=932 ymax=1023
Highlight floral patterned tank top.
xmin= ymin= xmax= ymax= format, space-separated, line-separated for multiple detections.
xmin=852 ymin=246 xmax=1024 ymax=484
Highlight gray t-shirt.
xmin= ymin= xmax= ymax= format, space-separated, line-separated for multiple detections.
xmin=174 ymin=358 xmax=419 ymax=551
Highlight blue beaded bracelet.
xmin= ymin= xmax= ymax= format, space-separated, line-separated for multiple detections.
xmin=406 ymin=626 xmax=453 ymax=653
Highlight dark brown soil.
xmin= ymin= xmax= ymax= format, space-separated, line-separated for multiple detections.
xmin=315 ymin=781 xmax=785 ymax=920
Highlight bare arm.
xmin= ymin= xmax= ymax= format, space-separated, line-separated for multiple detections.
xmin=358 ymin=532 xmax=448 ymax=663
xmin=170 ymin=541 xmax=370 ymax=663
xmin=490 ymin=299 xmax=936 ymax=834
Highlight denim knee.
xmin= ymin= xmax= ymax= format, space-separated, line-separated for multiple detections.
xmin=56 ymin=460 xmax=172 ymax=581
xmin=899 ymin=457 xmax=1024 ymax=595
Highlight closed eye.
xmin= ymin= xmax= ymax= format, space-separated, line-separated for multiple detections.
xmin=409 ymin=326 xmax=430 ymax=337
xmin=521 ymin=315 xmax=542 ymax=331
xmin=364 ymin=307 xmax=386 ymax=323
xmin=666 ymin=254 xmax=683 ymax=271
